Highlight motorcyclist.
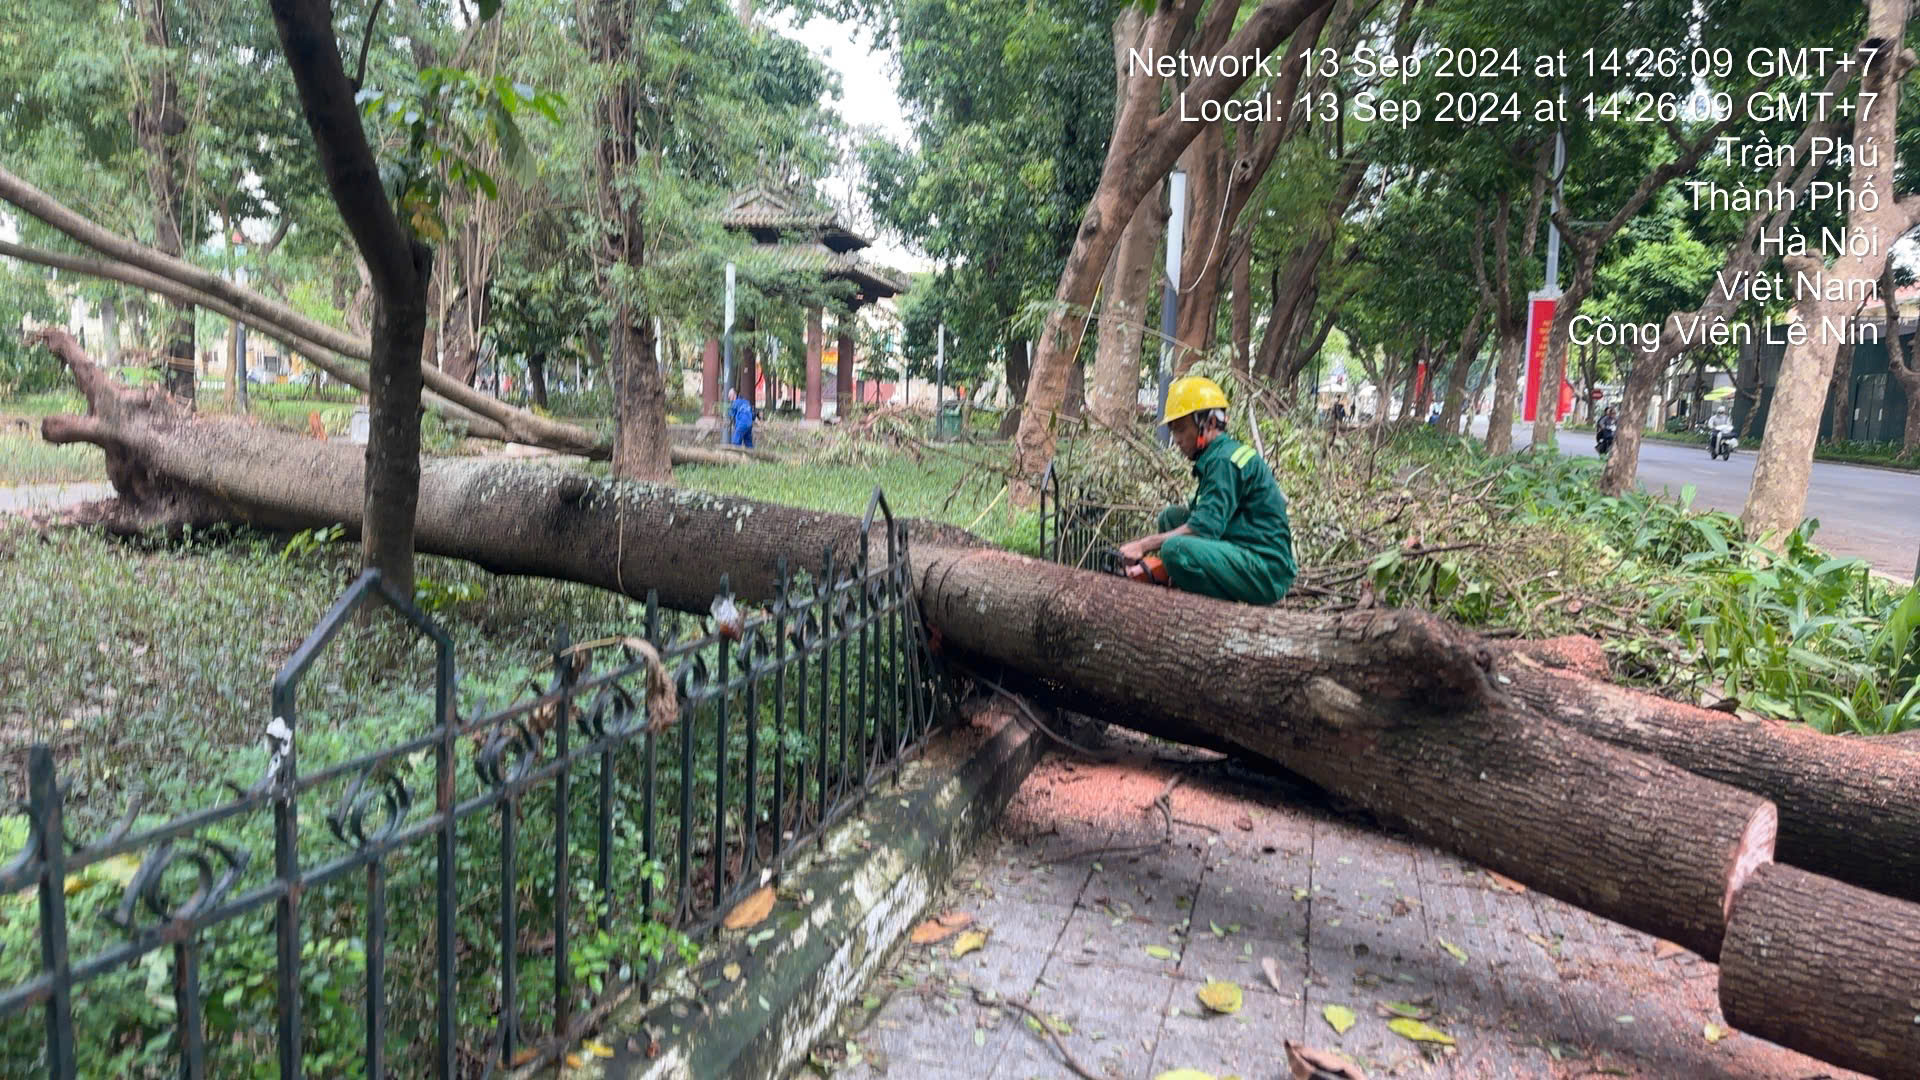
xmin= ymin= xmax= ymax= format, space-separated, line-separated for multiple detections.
xmin=1707 ymin=406 xmax=1734 ymax=458
xmin=1595 ymin=406 xmax=1617 ymax=455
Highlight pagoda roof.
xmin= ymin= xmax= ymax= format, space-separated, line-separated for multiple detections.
xmin=722 ymin=188 xmax=870 ymax=253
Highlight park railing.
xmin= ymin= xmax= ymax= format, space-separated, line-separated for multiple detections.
xmin=1037 ymin=459 xmax=1157 ymax=572
xmin=1 ymin=488 xmax=948 ymax=1079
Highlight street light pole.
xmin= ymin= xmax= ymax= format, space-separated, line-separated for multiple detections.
xmin=1158 ymin=169 xmax=1188 ymax=445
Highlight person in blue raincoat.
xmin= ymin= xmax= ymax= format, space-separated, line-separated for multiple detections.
xmin=727 ymin=387 xmax=755 ymax=448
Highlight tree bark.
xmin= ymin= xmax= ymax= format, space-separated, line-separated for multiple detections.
xmin=1229 ymin=241 xmax=1252 ymax=377
xmin=134 ymin=0 xmax=195 ymax=405
xmin=1745 ymin=7 xmax=1918 ymax=540
xmin=1438 ymin=304 xmax=1486 ymax=435
xmin=1477 ymin=170 xmax=1549 ymax=457
xmin=268 ymin=0 xmax=434 ymax=599
xmin=1881 ymin=257 xmax=1920 ymax=450
xmin=1010 ymin=0 xmax=1334 ymax=501
xmin=592 ymin=0 xmax=672 ymax=483
xmin=998 ymin=339 xmax=1029 ymax=438
xmin=528 ymin=352 xmax=548 ymax=409
xmin=1090 ymin=180 xmax=1162 ymax=429
xmin=101 ymin=296 xmax=120 ymax=367
xmin=1720 ymin=863 xmax=1920 ymax=1080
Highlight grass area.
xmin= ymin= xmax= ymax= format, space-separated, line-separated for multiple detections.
xmin=0 ymin=431 xmax=108 ymax=485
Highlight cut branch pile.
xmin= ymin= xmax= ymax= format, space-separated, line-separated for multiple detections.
xmin=23 ymin=335 xmax=1920 ymax=1079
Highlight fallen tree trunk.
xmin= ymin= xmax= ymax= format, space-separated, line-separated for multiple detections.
xmin=1720 ymin=862 xmax=1920 ymax=1080
xmin=1499 ymin=648 xmax=1920 ymax=905
xmin=35 ymin=331 xmax=1775 ymax=962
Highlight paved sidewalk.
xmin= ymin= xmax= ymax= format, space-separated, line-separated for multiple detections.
xmin=819 ymin=747 xmax=1862 ymax=1080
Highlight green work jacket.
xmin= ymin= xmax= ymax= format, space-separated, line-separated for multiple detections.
xmin=1184 ymin=435 xmax=1296 ymax=579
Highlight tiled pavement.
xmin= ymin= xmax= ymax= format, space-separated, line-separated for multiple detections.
xmin=818 ymin=748 xmax=1865 ymax=1080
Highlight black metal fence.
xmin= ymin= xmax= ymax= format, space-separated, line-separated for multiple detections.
xmin=1 ymin=489 xmax=947 ymax=1078
xmin=1037 ymin=459 xmax=1156 ymax=572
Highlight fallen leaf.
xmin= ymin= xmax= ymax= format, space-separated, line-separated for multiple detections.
xmin=1704 ymin=1023 xmax=1728 ymax=1043
xmin=1153 ymin=1070 xmax=1219 ymax=1080
xmin=722 ymin=885 xmax=776 ymax=930
xmin=565 ymin=1052 xmax=584 ymax=1067
xmin=1145 ymin=945 xmax=1175 ymax=960
xmin=952 ymin=929 xmax=987 ymax=958
xmin=1323 ymin=1003 xmax=1357 ymax=1034
xmin=910 ymin=910 xmax=972 ymax=945
xmin=1485 ymin=871 xmax=1527 ymax=894
xmin=1292 ymin=886 xmax=1309 ymax=902
xmin=1437 ymin=938 xmax=1469 ymax=965
xmin=1197 ymin=980 xmax=1243 ymax=1015
xmin=722 ymin=962 xmax=741 ymax=981
xmin=511 ymin=1047 xmax=539 ymax=1066
xmin=1284 ymin=1040 xmax=1370 ymax=1080
xmin=1378 ymin=1001 xmax=1429 ymax=1020
xmin=1261 ymin=956 xmax=1284 ymax=993
xmin=584 ymin=1039 xmax=614 ymax=1058
xmin=1388 ymin=1018 xmax=1455 ymax=1045
xmin=1653 ymin=939 xmax=1687 ymax=960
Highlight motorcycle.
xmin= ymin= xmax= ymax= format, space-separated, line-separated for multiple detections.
xmin=1708 ymin=428 xmax=1738 ymax=460
xmin=1595 ymin=422 xmax=1615 ymax=456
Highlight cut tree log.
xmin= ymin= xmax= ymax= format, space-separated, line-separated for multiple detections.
xmin=1500 ymin=648 xmax=1920 ymax=905
xmin=33 ymin=331 xmax=1776 ymax=962
xmin=1720 ymin=862 xmax=1920 ymax=1080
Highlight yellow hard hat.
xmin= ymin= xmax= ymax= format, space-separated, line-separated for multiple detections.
xmin=1162 ymin=375 xmax=1229 ymax=425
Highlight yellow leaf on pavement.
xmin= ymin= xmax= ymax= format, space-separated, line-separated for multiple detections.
xmin=1653 ymin=939 xmax=1687 ymax=960
xmin=1387 ymin=1017 xmax=1455 ymax=1045
xmin=722 ymin=962 xmax=741 ymax=981
xmin=952 ymin=929 xmax=987 ymax=958
xmin=910 ymin=910 xmax=972 ymax=945
xmin=1153 ymin=1071 xmax=1218 ymax=1080
xmin=1323 ymin=1004 xmax=1357 ymax=1034
xmin=1704 ymin=1023 xmax=1728 ymax=1043
xmin=1196 ymin=980 xmax=1242 ymax=1015
xmin=584 ymin=1039 xmax=614 ymax=1058
xmin=1437 ymin=938 xmax=1469 ymax=965
xmin=722 ymin=885 xmax=776 ymax=930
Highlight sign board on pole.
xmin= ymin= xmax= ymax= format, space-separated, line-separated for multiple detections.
xmin=724 ymin=263 xmax=736 ymax=333
xmin=1521 ymin=293 xmax=1556 ymax=422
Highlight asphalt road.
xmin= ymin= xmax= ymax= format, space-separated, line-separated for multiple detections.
xmin=1471 ymin=419 xmax=1918 ymax=581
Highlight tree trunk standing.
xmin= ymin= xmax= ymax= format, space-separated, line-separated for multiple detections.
xmin=528 ymin=352 xmax=548 ymax=409
xmin=268 ymin=0 xmax=434 ymax=601
xmin=1437 ymin=305 xmax=1486 ymax=434
xmin=1229 ymin=242 xmax=1252 ymax=377
xmin=805 ymin=308 xmax=823 ymax=421
xmin=440 ymin=284 xmax=485 ymax=385
xmin=1090 ymin=180 xmax=1162 ymax=428
xmin=1745 ymin=10 xmax=1917 ymax=540
xmin=998 ymin=338 xmax=1029 ymax=438
xmin=589 ymin=0 xmax=671 ymax=482
xmin=1720 ymin=864 xmax=1920 ymax=1080
xmin=1476 ymin=161 xmax=1551 ymax=456
xmin=1879 ymin=257 xmax=1920 ymax=450
xmin=1063 ymin=361 xmax=1086 ymax=420
xmin=1009 ymin=0 xmax=1335 ymax=501
xmin=836 ymin=324 xmax=855 ymax=411
xmin=101 ymin=296 xmax=119 ymax=367
xmin=133 ymin=0 xmax=194 ymax=405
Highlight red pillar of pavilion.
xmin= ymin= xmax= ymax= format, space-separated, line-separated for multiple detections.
xmin=702 ymin=338 xmax=721 ymax=415
xmin=805 ymin=307 xmax=823 ymax=420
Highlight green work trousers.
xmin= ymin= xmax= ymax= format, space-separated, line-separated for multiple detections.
xmin=1154 ymin=506 xmax=1293 ymax=605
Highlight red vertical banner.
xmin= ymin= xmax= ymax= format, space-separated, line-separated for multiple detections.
xmin=1522 ymin=295 xmax=1557 ymax=422
xmin=1414 ymin=361 xmax=1428 ymax=401
xmin=1557 ymin=377 xmax=1574 ymax=421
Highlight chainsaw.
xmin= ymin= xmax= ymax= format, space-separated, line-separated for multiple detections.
xmin=1096 ymin=546 xmax=1170 ymax=586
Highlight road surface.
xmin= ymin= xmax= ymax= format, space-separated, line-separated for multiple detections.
xmin=1470 ymin=419 xmax=1917 ymax=581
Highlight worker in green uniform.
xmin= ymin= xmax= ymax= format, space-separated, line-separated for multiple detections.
xmin=1115 ymin=376 xmax=1297 ymax=604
